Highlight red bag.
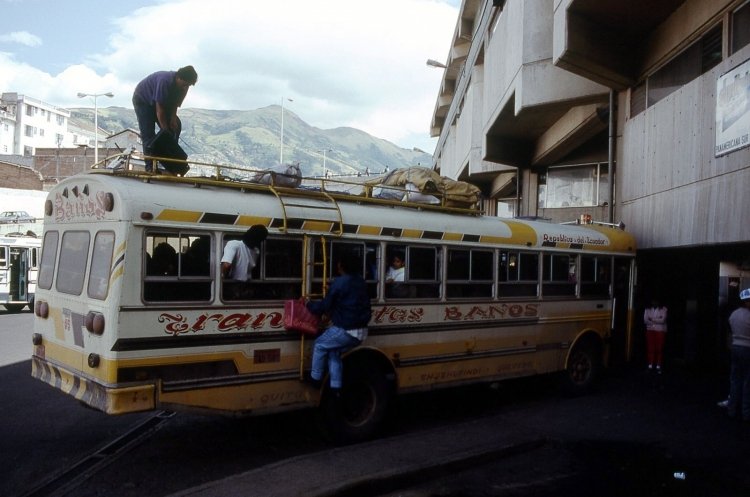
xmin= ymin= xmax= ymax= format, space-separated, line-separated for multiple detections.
xmin=284 ymin=299 xmax=320 ymax=335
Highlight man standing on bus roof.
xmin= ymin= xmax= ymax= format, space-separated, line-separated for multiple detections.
xmin=305 ymin=256 xmax=372 ymax=393
xmin=221 ymin=225 xmax=268 ymax=281
xmin=132 ymin=65 xmax=198 ymax=172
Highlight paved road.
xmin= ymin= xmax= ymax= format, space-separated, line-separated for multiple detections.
xmin=171 ymin=366 xmax=750 ymax=497
xmin=4 ymin=311 xmax=750 ymax=497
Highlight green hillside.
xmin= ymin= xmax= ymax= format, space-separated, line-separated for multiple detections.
xmin=70 ymin=105 xmax=433 ymax=177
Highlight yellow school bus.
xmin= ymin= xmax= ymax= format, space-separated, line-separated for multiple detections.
xmin=31 ymin=161 xmax=635 ymax=441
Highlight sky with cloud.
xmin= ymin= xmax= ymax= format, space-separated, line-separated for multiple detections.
xmin=0 ymin=0 xmax=459 ymax=153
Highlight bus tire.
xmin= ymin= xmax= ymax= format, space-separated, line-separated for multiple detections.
xmin=319 ymin=362 xmax=390 ymax=444
xmin=4 ymin=304 xmax=25 ymax=313
xmin=561 ymin=340 xmax=600 ymax=396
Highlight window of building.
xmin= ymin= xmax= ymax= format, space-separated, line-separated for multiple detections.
xmin=732 ymin=1 xmax=750 ymax=53
xmin=56 ymin=114 xmax=65 ymax=126
xmin=538 ymin=163 xmax=609 ymax=209
xmin=496 ymin=198 xmax=515 ymax=218
xmin=24 ymin=125 xmax=33 ymax=137
xmin=25 ymin=105 xmax=34 ymax=117
xmin=632 ymin=24 xmax=722 ymax=116
xmin=0 ymin=246 xmax=6 ymax=269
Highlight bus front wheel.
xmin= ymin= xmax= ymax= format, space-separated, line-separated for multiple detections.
xmin=319 ymin=362 xmax=390 ymax=443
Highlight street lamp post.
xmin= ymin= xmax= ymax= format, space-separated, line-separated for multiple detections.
xmin=426 ymin=59 xmax=448 ymax=69
xmin=77 ymin=91 xmax=114 ymax=165
xmin=322 ymin=148 xmax=332 ymax=178
xmin=280 ymin=97 xmax=293 ymax=165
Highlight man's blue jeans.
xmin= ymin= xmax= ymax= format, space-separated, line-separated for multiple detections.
xmin=132 ymin=97 xmax=181 ymax=172
xmin=311 ymin=326 xmax=361 ymax=389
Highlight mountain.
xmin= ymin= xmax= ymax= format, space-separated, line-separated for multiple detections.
xmin=69 ymin=106 xmax=433 ymax=177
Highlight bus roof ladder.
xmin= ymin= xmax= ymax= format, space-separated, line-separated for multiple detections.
xmin=267 ymin=185 xmax=344 ymax=236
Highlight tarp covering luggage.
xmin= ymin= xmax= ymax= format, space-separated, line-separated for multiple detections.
xmin=366 ymin=166 xmax=481 ymax=209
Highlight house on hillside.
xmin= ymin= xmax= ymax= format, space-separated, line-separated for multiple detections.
xmin=105 ymin=128 xmax=141 ymax=154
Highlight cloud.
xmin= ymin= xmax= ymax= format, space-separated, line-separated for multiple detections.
xmin=3 ymin=0 xmax=457 ymax=150
xmin=0 ymin=31 xmax=42 ymax=47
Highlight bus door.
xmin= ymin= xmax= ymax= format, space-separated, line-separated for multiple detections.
xmin=611 ymin=257 xmax=635 ymax=365
xmin=298 ymin=234 xmax=329 ymax=377
xmin=9 ymin=247 xmax=29 ymax=302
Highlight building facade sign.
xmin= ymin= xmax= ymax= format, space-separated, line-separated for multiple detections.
xmin=715 ymin=58 xmax=750 ymax=156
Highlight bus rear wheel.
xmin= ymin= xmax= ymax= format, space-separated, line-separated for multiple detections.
xmin=320 ymin=363 xmax=390 ymax=443
xmin=4 ymin=304 xmax=25 ymax=313
xmin=562 ymin=341 xmax=600 ymax=396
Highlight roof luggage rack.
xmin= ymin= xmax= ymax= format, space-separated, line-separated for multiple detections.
xmin=90 ymin=151 xmax=483 ymax=216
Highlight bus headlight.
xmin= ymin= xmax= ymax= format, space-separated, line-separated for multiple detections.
xmin=85 ymin=311 xmax=105 ymax=335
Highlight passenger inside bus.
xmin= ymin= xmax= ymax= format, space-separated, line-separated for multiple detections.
xmin=385 ymin=253 xmax=409 ymax=298
xmin=182 ymin=236 xmax=210 ymax=276
xmin=148 ymin=242 xmax=178 ymax=276
xmin=221 ymin=225 xmax=268 ymax=300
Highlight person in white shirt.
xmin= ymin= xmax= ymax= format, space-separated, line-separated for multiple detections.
xmin=385 ymin=254 xmax=405 ymax=283
xmin=221 ymin=225 xmax=268 ymax=281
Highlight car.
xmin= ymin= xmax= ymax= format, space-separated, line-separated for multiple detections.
xmin=0 ymin=210 xmax=35 ymax=224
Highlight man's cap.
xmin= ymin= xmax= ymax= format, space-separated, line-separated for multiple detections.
xmin=741 ymin=288 xmax=750 ymax=301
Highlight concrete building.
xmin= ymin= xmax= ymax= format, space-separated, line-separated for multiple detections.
xmin=0 ymin=93 xmax=71 ymax=155
xmin=431 ymin=0 xmax=750 ymax=367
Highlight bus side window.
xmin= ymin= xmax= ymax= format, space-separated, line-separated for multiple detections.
xmin=31 ymin=247 xmax=39 ymax=269
xmin=260 ymin=237 xmax=303 ymax=300
xmin=0 ymin=246 xmax=6 ymax=268
xmin=144 ymin=232 xmax=212 ymax=302
xmin=581 ymin=255 xmax=611 ymax=298
xmin=311 ymin=241 xmax=375 ymax=299
xmin=446 ymin=248 xmax=493 ymax=299
xmin=498 ymin=250 xmax=539 ymax=297
xmin=384 ymin=244 xmax=409 ymax=299
xmin=406 ymin=246 xmax=440 ymax=299
xmin=182 ymin=236 xmax=211 ymax=276
xmin=87 ymin=231 xmax=115 ymax=300
xmin=542 ymin=253 xmax=576 ymax=297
